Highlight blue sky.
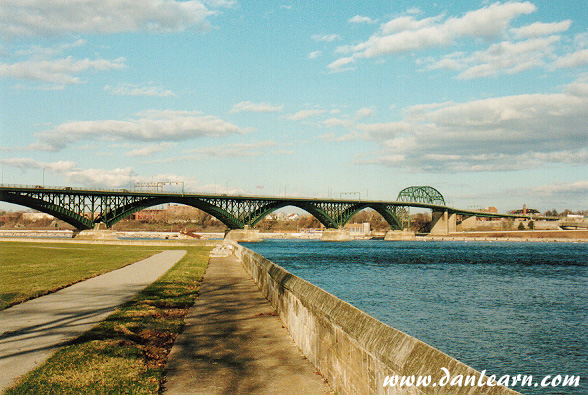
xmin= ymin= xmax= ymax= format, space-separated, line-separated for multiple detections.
xmin=1 ymin=0 xmax=587 ymax=212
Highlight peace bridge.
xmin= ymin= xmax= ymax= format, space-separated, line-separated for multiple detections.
xmin=0 ymin=185 xmax=544 ymax=237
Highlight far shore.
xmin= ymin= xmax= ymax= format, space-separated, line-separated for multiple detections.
xmin=1 ymin=228 xmax=587 ymax=243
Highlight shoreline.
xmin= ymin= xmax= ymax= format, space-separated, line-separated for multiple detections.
xmin=1 ymin=229 xmax=587 ymax=243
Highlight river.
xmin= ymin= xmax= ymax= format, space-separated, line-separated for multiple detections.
xmin=243 ymin=239 xmax=587 ymax=395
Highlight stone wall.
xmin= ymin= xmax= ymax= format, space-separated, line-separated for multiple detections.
xmin=231 ymin=242 xmax=520 ymax=395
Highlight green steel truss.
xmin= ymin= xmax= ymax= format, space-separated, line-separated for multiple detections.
xmin=1 ymin=185 xmax=542 ymax=231
xmin=395 ymin=186 xmax=447 ymax=229
xmin=0 ymin=186 xmax=411 ymax=230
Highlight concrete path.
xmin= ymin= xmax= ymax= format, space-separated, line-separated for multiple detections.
xmin=163 ymin=254 xmax=333 ymax=395
xmin=0 ymin=250 xmax=186 ymax=392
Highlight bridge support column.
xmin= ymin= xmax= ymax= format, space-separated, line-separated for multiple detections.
xmin=321 ymin=228 xmax=353 ymax=241
xmin=74 ymin=229 xmax=120 ymax=240
xmin=224 ymin=226 xmax=262 ymax=242
xmin=430 ymin=210 xmax=456 ymax=235
xmin=384 ymin=230 xmax=416 ymax=241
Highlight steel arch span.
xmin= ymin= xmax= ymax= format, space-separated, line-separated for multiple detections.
xmin=0 ymin=186 xmax=408 ymax=231
xmin=2 ymin=184 xmax=540 ymax=233
xmin=396 ymin=186 xmax=445 ymax=205
xmin=395 ymin=186 xmax=447 ymax=229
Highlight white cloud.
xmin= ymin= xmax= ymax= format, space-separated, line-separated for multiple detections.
xmin=32 ymin=110 xmax=248 ymax=151
xmin=430 ymin=36 xmax=562 ymax=79
xmin=286 ymin=109 xmax=327 ymax=121
xmin=319 ymin=132 xmax=359 ymax=142
xmin=532 ymin=180 xmax=588 ymax=196
xmin=554 ymin=49 xmax=588 ymax=68
xmin=105 ymin=83 xmax=176 ymax=97
xmin=358 ymin=80 xmax=588 ymax=172
xmin=510 ymin=20 xmax=572 ymax=38
xmin=65 ymin=167 xmax=135 ymax=187
xmin=327 ymin=56 xmax=355 ymax=72
xmin=15 ymin=39 xmax=86 ymax=58
xmin=311 ymin=34 xmax=340 ymax=42
xmin=308 ymin=50 xmax=321 ymax=59
xmin=0 ymin=158 xmax=77 ymax=172
xmin=348 ymin=15 xmax=375 ymax=24
xmin=147 ymin=141 xmax=280 ymax=163
xmin=124 ymin=142 xmax=175 ymax=157
xmin=230 ymin=101 xmax=283 ymax=113
xmin=321 ymin=118 xmax=354 ymax=128
xmin=330 ymin=2 xmax=537 ymax=71
xmin=355 ymin=107 xmax=375 ymax=118
xmin=0 ymin=0 xmax=215 ymax=37
xmin=0 ymin=157 xmax=215 ymax=190
xmin=188 ymin=141 xmax=278 ymax=157
xmin=0 ymin=56 xmax=126 ymax=84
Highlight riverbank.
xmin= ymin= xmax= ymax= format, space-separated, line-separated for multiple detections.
xmin=2 ymin=229 xmax=587 ymax=242
xmin=435 ymin=229 xmax=588 ymax=242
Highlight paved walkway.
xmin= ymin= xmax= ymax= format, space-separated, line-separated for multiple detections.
xmin=163 ymin=253 xmax=333 ymax=395
xmin=0 ymin=250 xmax=186 ymax=392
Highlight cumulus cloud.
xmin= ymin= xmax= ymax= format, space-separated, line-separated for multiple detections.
xmin=357 ymin=80 xmax=588 ymax=172
xmin=0 ymin=0 xmax=215 ymax=37
xmin=188 ymin=141 xmax=278 ymax=157
xmin=510 ymin=20 xmax=572 ymax=38
xmin=230 ymin=101 xmax=283 ymax=113
xmin=32 ymin=110 xmax=248 ymax=151
xmin=348 ymin=15 xmax=376 ymax=24
xmin=124 ymin=142 xmax=175 ymax=157
xmin=0 ymin=56 xmax=126 ymax=85
xmin=0 ymin=157 xmax=216 ymax=190
xmin=334 ymin=2 xmax=535 ymax=64
xmin=554 ymin=49 xmax=588 ymax=68
xmin=146 ymin=140 xmax=280 ymax=163
xmin=105 ymin=83 xmax=176 ymax=97
xmin=311 ymin=34 xmax=340 ymax=42
xmin=328 ymin=2 xmax=585 ymax=74
xmin=531 ymin=181 xmax=588 ymax=196
xmin=308 ymin=50 xmax=321 ymax=59
xmin=0 ymin=158 xmax=77 ymax=172
xmin=286 ymin=109 xmax=327 ymax=120
xmin=430 ymin=35 xmax=562 ymax=79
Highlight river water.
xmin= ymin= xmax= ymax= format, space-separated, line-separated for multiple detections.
xmin=243 ymin=239 xmax=587 ymax=395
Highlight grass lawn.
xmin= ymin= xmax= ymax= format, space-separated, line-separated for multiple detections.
xmin=4 ymin=244 xmax=212 ymax=395
xmin=0 ymin=241 xmax=166 ymax=310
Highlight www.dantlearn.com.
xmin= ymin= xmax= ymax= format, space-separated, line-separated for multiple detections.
xmin=383 ymin=368 xmax=581 ymax=390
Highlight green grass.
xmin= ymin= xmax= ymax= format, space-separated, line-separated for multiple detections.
xmin=5 ymin=245 xmax=212 ymax=395
xmin=0 ymin=241 xmax=166 ymax=310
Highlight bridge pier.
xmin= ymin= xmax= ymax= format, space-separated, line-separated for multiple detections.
xmin=74 ymin=229 xmax=120 ymax=240
xmin=384 ymin=230 xmax=416 ymax=241
xmin=224 ymin=226 xmax=262 ymax=242
xmin=321 ymin=228 xmax=353 ymax=241
xmin=430 ymin=210 xmax=456 ymax=235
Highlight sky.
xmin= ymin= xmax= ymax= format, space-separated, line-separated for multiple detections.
xmin=1 ymin=0 xmax=587 ymax=213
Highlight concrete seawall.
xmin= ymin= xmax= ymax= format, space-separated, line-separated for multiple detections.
xmin=231 ymin=242 xmax=520 ymax=395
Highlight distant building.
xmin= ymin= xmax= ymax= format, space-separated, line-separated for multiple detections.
xmin=344 ymin=222 xmax=371 ymax=235
xmin=22 ymin=212 xmax=54 ymax=221
xmin=133 ymin=208 xmax=166 ymax=221
xmin=510 ymin=204 xmax=540 ymax=216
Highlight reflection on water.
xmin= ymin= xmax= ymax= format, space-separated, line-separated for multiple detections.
xmin=244 ymin=239 xmax=588 ymax=395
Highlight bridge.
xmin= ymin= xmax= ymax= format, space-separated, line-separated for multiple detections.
xmin=0 ymin=185 xmax=545 ymax=235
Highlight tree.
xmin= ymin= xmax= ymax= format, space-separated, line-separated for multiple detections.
xmin=518 ymin=222 xmax=526 ymax=230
